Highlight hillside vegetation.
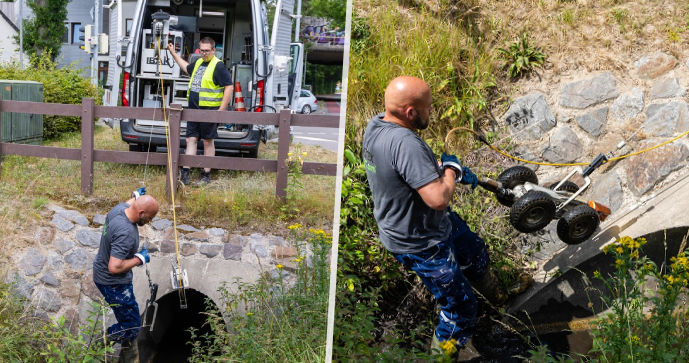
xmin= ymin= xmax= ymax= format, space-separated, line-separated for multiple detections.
xmin=337 ymin=0 xmax=689 ymax=361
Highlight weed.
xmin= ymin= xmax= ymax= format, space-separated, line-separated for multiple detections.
xmin=588 ymin=236 xmax=689 ymax=362
xmin=611 ymin=8 xmax=628 ymax=31
xmin=281 ymin=150 xmax=307 ymax=220
xmin=497 ymin=33 xmax=547 ymax=79
xmin=0 ymin=279 xmax=113 ymax=362
xmin=666 ymin=27 xmax=682 ymax=42
xmin=560 ymin=9 xmax=575 ymax=25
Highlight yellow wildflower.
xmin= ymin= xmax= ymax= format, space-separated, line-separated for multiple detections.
xmin=302 ymin=152 xmax=307 ymax=156
xmin=247 ymin=312 xmax=254 ymax=316
xmin=615 ymin=259 xmax=625 ymax=268
xmin=276 ymin=264 xmax=284 ymax=270
xmin=630 ymin=250 xmax=639 ymax=258
xmin=616 ymin=246 xmax=624 ymax=254
xmin=593 ymin=270 xmax=602 ymax=279
xmin=439 ymin=339 xmax=458 ymax=357
xmin=288 ymin=223 xmax=302 ymax=230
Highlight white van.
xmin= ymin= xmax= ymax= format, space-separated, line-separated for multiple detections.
xmin=117 ymin=0 xmax=303 ymax=157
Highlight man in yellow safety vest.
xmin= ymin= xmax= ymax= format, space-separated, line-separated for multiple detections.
xmin=167 ymin=37 xmax=234 ymax=186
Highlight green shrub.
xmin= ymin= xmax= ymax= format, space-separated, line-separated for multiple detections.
xmin=589 ymin=237 xmax=689 ymax=362
xmin=497 ymin=33 xmax=546 ymax=79
xmin=0 ymin=53 xmax=102 ymax=140
xmin=527 ymin=236 xmax=689 ymax=362
xmin=0 ymin=279 xmax=112 ymax=362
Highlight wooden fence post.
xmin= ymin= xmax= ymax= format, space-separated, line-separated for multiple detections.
xmin=81 ymin=98 xmax=95 ymax=195
xmin=0 ymin=94 xmax=3 ymax=174
xmin=275 ymin=109 xmax=292 ymax=201
xmin=166 ymin=104 xmax=182 ymax=201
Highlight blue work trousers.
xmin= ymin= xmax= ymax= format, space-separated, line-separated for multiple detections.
xmin=95 ymin=282 xmax=141 ymax=344
xmin=393 ymin=212 xmax=490 ymax=347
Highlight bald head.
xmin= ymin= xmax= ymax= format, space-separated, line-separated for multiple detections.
xmin=127 ymin=195 xmax=159 ymax=226
xmin=383 ymin=76 xmax=432 ymax=130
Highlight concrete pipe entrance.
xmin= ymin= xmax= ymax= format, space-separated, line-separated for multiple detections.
xmin=137 ymin=289 xmax=220 ymax=362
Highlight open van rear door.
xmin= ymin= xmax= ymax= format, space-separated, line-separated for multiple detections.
xmin=267 ymin=0 xmax=303 ymax=111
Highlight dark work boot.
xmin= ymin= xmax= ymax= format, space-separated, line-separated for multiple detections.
xmin=471 ymin=269 xmax=509 ymax=306
xmin=179 ymin=168 xmax=191 ymax=186
xmin=119 ymin=340 xmax=139 ymax=363
xmin=193 ymin=171 xmax=211 ymax=187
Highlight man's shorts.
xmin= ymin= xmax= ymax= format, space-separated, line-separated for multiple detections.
xmin=186 ymin=121 xmax=219 ymax=140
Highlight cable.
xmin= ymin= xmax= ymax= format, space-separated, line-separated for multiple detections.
xmin=445 ymin=126 xmax=689 ymax=167
xmin=156 ymin=35 xmax=187 ymax=307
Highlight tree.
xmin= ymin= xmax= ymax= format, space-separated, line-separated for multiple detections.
xmin=14 ymin=0 xmax=70 ymax=62
xmin=303 ymin=0 xmax=346 ymax=29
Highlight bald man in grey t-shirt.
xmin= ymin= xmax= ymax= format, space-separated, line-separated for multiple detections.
xmin=362 ymin=76 xmax=506 ymax=359
xmin=93 ymin=193 xmax=158 ymax=361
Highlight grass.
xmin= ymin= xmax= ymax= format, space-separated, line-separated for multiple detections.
xmin=0 ymin=124 xmax=338 ymax=236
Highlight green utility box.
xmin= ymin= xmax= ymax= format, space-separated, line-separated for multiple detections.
xmin=0 ymin=80 xmax=44 ymax=145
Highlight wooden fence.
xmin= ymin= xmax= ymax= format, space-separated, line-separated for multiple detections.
xmin=0 ymin=97 xmax=340 ymax=201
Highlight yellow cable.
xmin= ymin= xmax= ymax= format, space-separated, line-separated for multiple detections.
xmin=157 ymin=38 xmax=186 ymax=302
xmin=445 ymin=126 xmax=689 ymax=167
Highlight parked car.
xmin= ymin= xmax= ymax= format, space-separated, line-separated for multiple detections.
xmin=296 ymin=89 xmax=318 ymax=114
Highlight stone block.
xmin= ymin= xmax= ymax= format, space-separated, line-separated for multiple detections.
xmin=180 ymin=243 xmax=197 ymax=256
xmin=223 ymin=244 xmax=243 ymax=261
xmin=504 ymin=93 xmax=556 ymax=140
xmin=199 ymin=244 xmax=223 ymax=258
xmin=560 ymin=72 xmax=618 ymax=109
xmin=541 ymin=127 xmax=583 ymax=163
xmin=35 ymin=226 xmax=55 ymax=245
xmin=610 ymin=88 xmax=644 ymax=122
xmin=21 ymin=248 xmax=46 ymax=276
xmin=625 ymin=141 xmax=689 ymax=196
xmin=635 ymin=52 xmax=678 ymax=79
xmin=52 ymin=214 xmax=74 ymax=232
xmin=575 ymin=107 xmax=608 ymax=137
xmin=76 ymin=229 xmax=101 ymax=249
xmin=650 ymin=77 xmax=686 ymax=100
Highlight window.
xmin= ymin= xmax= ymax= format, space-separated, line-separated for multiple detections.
xmin=62 ymin=22 xmax=69 ymax=43
xmin=125 ymin=19 xmax=133 ymax=37
xmin=71 ymin=23 xmax=81 ymax=44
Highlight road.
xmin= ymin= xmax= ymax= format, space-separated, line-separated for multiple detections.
xmin=292 ymin=100 xmax=342 ymax=152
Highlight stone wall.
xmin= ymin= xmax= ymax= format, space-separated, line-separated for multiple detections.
xmin=503 ymin=51 xmax=689 ymax=215
xmin=500 ymin=51 xmax=689 ymax=277
xmin=5 ymin=203 xmax=304 ymax=328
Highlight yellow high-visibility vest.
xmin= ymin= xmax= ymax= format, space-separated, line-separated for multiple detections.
xmin=188 ymin=56 xmax=223 ymax=107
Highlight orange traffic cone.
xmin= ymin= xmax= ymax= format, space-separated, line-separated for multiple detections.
xmin=234 ymin=82 xmax=246 ymax=111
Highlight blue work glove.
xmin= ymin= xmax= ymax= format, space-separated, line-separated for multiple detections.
xmin=440 ymin=153 xmax=462 ymax=183
xmin=132 ymin=186 xmax=147 ymax=200
xmin=460 ymin=166 xmax=479 ymax=190
xmin=135 ymin=248 xmax=150 ymax=266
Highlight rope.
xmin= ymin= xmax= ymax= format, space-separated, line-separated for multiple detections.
xmin=156 ymin=36 xmax=186 ymax=304
xmin=445 ymin=126 xmax=689 ymax=167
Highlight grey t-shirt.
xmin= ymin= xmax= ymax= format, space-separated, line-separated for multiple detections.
xmin=362 ymin=114 xmax=451 ymax=254
xmin=92 ymin=203 xmax=140 ymax=285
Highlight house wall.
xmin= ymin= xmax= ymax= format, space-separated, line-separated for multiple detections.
xmin=0 ymin=17 xmax=20 ymax=64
